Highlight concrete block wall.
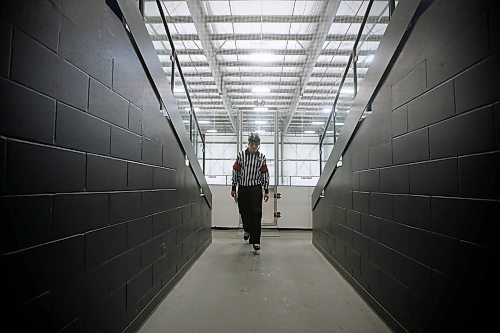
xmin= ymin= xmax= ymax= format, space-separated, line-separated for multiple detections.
xmin=0 ymin=0 xmax=211 ymax=331
xmin=313 ymin=0 xmax=499 ymax=332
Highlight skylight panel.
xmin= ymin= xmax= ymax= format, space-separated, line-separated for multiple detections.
xmin=230 ymin=2 xmax=262 ymax=15
xmin=236 ymin=40 xmax=253 ymax=49
xmin=322 ymin=41 xmax=342 ymax=50
xmin=205 ymin=1 xmax=231 ymax=15
xmin=317 ymin=55 xmax=334 ymax=63
xmin=149 ymin=23 xmax=167 ymax=35
xmin=223 ymin=67 xmax=240 ymax=73
xmin=163 ymin=1 xmax=190 ymax=15
xmin=262 ymin=1 xmax=295 ymax=15
xmin=217 ymin=55 xmax=238 ymax=62
xmin=254 ymin=40 xmax=288 ymax=49
xmin=338 ymin=41 xmax=355 ymax=50
xmin=371 ymin=24 xmax=388 ymax=35
xmin=301 ymin=1 xmax=323 ymax=16
xmin=322 ymin=67 xmax=345 ymax=74
xmin=177 ymin=54 xmax=193 ymax=62
xmin=172 ymin=23 xmax=198 ymax=35
xmin=357 ymin=41 xmax=380 ymax=50
xmin=332 ymin=55 xmax=350 ymax=63
xmin=210 ymin=23 xmax=233 ymax=34
xmin=328 ymin=23 xmax=352 ymax=35
xmin=336 ymin=1 xmax=362 ymax=16
xmin=234 ymin=22 xmax=268 ymax=34
xmin=283 ymin=55 xmax=305 ymax=62
xmin=153 ymin=41 xmax=165 ymax=50
xmin=173 ymin=41 xmax=186 ymax=49
xmin=347 ymin=23 xmax=362 ymax=34
xmin=370 ymin=1 xmax=390 ymax=16
xmin=158 ymin=55 xmax=172 ymax=63
xmin=289 ymin=23 xmax=317 ymax=35
xmin=211 ymin=40 xmax=226 ymax=49
xmin=193 ymin=40 xmax=203 ymax=49
xmin=144 ymin=1 xmax=159 ymax=16
xmin=238 ymin=53 xmax=284 ymax=62
xmin=261 ymin=22 xmax=295 ymax=34
xmin=286 ymin=41 xmax=304 ymax=50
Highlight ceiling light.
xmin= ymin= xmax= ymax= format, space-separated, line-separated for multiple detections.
xmin=322 ymin=108 xmax=332 ymax=113
xmin=206 ymin=129 xmax=217 ymax=133
xmin=182 ymin=120 xmax=189 ymax=124
xmin=252 ymin=86 xmax=270 ymax=93
xmin=255 ymin=120 xmax=267 ymax=125
xmin=335 ymin=122 xmax=345 ymax=126
xmin=254 ymin=107 xmax=268 ymax=112
xmin=311 ymin=121 xmax=324 ymax=125
xmin=198 ymin=120 xmax=210 ymax=124
xmin=326 ymin=130 xmax=333 ymax=133
xmin=304 ymin=130 xmax=315 ymax=134
xmin=365 ymin=55 xmax=374 ymax=63
xmin=173 ymin=86 xmax=184 ymax=93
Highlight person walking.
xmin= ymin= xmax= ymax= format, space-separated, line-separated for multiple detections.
xmin=231 ymin=132 xmax=270 ymax=254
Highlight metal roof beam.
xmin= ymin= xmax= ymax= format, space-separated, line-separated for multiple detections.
xmin=181 ymin=71 xmax=365 ymax=78
xmin=145 ymin=15 xmax=389 ymax=24
xmin=284 ymin=0 xmax=362 ymax=134
xmin=184 ymin=0 xmax=237 ymax=133
xmin=151 ymin=33 xmax=383 ymax=42
xmin=158 ymin=48 xmax=377 ymax=56
xmin=170 ymin=61 xmax=372 ymax=68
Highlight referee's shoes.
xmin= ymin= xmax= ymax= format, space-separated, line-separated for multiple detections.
xmin=243 ymin=232 xmax=250 ymax=241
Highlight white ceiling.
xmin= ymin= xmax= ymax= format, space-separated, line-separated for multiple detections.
xmin=144 ymin=0 xmax=391 ymax=136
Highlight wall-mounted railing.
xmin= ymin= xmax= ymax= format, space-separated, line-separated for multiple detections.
xmin=117 ymin=0 xmax=211 ymax=205
xmin=313 ymin=0 xmax=422 ymax=207
xmin=146 ymin=0 xmax=206 ymax=173
xmin=319 ymin=0 xmax=396 ymax=175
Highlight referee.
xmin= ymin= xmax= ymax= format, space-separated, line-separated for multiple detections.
xmin=231 ymin=132 xmax=270 ymax=253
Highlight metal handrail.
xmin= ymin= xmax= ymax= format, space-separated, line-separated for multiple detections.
xmin=319 ymin=0 xmax=398 ymax=171
xmin=319 ymin=0 xmax=375 ymax=151
xmin=154 ymin=0 xmax=205 ymax=160
xmin=116 ymin=0 xmax=212 ymax=206
xmin=312 ymin=0 xmax=423 ymax=207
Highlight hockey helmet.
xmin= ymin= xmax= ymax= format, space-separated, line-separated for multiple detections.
xmin=248 ymin=132 xmax=261 ymax=145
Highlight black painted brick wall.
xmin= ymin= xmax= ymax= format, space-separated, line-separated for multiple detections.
xmin=0 ymin=0 xmax=212 ymax=331
xmin=313 ymin=1 xmax=500 ymax=332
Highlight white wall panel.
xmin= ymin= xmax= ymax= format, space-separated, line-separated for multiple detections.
xmin=210 ymin=185 xmax=312 ymax=229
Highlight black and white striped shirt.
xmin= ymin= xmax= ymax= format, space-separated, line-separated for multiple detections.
xmin=232 ymin=149 xmax=270 ymax=192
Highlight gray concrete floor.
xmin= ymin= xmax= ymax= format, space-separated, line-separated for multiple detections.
xmin=138 ymin=229 xmax=392 ymax=333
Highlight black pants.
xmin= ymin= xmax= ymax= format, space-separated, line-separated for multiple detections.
xmin=237 ymin=185 xmax=263 ymax=245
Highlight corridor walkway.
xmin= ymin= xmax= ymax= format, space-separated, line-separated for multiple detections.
xmin=139 ymin=230 xmax=392 ymax=333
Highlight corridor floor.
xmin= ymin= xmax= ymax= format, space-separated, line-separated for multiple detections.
xmin=138 ymin=229 xmax=392 ymax=333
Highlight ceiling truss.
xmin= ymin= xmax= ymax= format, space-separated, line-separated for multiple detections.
xmin=144 ymin=0 xmax=390 ymax=135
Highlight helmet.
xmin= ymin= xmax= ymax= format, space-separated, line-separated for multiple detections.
xmin=248 ymin=132 xmax=261 ymax=145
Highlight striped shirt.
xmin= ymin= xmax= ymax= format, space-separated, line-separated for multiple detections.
xmin=232 ymin=149 xmax=270 ymax=192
